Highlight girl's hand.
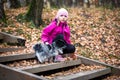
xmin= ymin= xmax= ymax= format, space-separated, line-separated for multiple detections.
xmin=45 ymin=42 xmax=49 ymax=45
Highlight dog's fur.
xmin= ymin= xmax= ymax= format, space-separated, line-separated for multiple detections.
xmin=33 ymin=39 xmax=66 ymax=63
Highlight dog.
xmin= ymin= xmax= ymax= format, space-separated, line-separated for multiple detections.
xmin=33 ymin=39 xmax=66 ymax=63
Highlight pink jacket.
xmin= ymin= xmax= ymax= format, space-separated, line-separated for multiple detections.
xmin=41 ymin=19 xmax=71 ymax=44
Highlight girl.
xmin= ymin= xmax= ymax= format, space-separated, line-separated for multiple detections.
xmin=41 ymin=8 xmax=76 ymax=62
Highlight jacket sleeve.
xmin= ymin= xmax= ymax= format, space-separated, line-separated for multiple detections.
xmin=64 ymin=26 xmax=71 ymax=44
xmin=67 ymin=26 xmax=71 ymax=44
xmin=41 ymin=22 xmax=55 ymax=43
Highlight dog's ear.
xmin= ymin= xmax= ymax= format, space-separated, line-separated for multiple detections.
xmin=33 ymin=43 xmax=42 ymax=51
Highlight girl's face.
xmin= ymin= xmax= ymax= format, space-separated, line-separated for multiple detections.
xmin=58 ymin=15 xmax=68 ymax=23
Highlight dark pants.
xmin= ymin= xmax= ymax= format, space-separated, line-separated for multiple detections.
xmin=53 ymin=34 xmax=75 ymax=54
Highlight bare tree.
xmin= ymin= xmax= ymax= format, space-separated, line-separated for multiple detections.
xmin=100 ymin=0 xmax=120 ymax=8
xmin=0 ymin=0 xmax=6 ymax=23
xmin=18 ymin=0 xmax=26 ymax=7
xmin=84 ymin=0 xmax=90 ymax=8
xmin=111 ymin=0 xmax=120 ymax=8
xmin=25 ymin=0 xmax=44 ymax=27
xmin=26 ymin=0 xmax=32 ymax=6
xmin=8 ymin=0 xmax=21 ymax=8
xmin=74 ymin=0 xmax=84 ymax=7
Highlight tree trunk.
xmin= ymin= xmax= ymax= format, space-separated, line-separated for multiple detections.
xmin=111 ymin=0 xmax=120 ymax=8
xmin=49 ymin=0 xmax=57 ymax=7
xmin=25 ymin=0 xmax=44 ymax=27
xmin=65 ymin=0 xmax=73 ymax=7
xmin=84 ymin=0 xmax=90 ymax=8
xmin=76 ymin=0 xmax=84 ymax=7
xmin=0 ymin=0 xmax=6 ymax=23
xmin=26 ymin=0 xmax=32 ymax=6
xmin=8 ymin=0 xmax=21 ymax=8
xmin=44 ymin=0 xmax=51 ymax=9
xmin=19 ymin=0 xmax=26 ymax=7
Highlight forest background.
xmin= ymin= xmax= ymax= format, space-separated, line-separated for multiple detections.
xmin=0 ymin=0 xmax=120 ymax=69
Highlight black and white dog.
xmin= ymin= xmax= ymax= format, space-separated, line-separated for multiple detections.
xmin=33 ymin=39 xmax=66 ymax=63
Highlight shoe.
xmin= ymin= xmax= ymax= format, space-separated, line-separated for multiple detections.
xmin=54 ymin=55 xmax=65 ymax=62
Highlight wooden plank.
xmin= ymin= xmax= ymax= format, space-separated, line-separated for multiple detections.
xmin=0 ymin=33 xmax=3 ymax=40
xmin=77 ymin=55 xmax=120 ymax=75
xmin=0 ymin=47 xmax=26 ymax=52
xmin=0 ymin=32 xmax=26 ymax=46
xmin=21 ymin=59 xmax=82 ymax=73
xmin=0 ymin=53 xmax=35 ymax=62
xmin=0 ymin=64 xmax=47 ymax=80
xmin=55 ymin=68 xmax=111 ymax=80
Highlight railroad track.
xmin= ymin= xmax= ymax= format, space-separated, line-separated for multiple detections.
xmin=0 ymin=49 xmax=120 ymax=80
